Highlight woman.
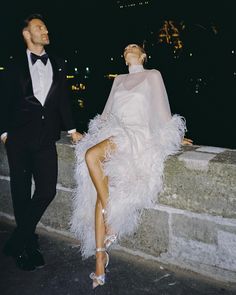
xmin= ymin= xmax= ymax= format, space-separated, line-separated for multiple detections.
xmin=70 ymin=44 xmax=190 ymax=289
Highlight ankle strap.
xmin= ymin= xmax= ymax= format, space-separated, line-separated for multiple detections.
xmin=101 ymin=208 xmax=107 ymax=215
xmin=96 ymin=247 xmax=106 ymax=252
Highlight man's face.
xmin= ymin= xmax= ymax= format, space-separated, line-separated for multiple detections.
xmin=26 ymin=18 xmax=50 ymax=46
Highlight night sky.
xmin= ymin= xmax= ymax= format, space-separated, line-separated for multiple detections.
xmin=1 ymin=0 xmax=236 ymax=148
xmin=1 ymin=0 xmax=235 ymax=56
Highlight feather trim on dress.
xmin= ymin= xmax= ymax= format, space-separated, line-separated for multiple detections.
xmin=70 ymin=113 xmax=186 ymax=259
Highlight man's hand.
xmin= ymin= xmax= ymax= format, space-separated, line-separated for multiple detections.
xmin=70 ymin=131 xmax=83 ymax=144
xmin=1 ymin=135 xmax=7 ymax=144
xmin=182 ymin=137 xmax=193 ymax=145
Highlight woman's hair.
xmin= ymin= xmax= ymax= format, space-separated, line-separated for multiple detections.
xmin=22 ymin=13 xmax=45 ymax=30
xmin=137 ymin=44 xmax=146 ymax=55
xmin=137 ymin=44 xmax=147 ymax=63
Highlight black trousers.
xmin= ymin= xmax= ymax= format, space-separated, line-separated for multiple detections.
xmin=5 ymin=136 xmax=58 ymax=256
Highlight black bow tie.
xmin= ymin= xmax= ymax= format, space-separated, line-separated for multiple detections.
xmin=30 ymin=52 xmax=48 ymax=65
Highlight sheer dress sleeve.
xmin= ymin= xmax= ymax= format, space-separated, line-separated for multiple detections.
xmin=147 ymin=69 xmax=186 ymax=150
xmin=101 ymin=75 xmax=120 ymax=119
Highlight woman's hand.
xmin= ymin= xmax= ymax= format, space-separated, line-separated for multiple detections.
xmin=182 ymin=137 xmax=193 ymax=145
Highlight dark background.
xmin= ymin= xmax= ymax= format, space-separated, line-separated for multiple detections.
xmin=1 ymin=0 xmax=235 ymax=148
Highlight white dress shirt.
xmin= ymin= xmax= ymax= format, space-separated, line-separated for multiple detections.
xmin=1 ymin=50 xmax=76 ymax=140
xmin=27 ymin=49 xmax=53 ymax=106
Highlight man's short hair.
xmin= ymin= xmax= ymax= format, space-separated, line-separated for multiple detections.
xmin=22 ymin=13 xmax=45 ymax=30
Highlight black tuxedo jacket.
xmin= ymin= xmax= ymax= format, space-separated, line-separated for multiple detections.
xmin=0 ymin=51 xmax=75 ymax=144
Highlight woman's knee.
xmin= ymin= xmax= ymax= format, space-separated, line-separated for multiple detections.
xmin=85 ymin=147 xmax=99 ymax=167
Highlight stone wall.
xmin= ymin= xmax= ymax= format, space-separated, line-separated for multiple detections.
xmin=0 ymin=134 xmax=236 ymax=283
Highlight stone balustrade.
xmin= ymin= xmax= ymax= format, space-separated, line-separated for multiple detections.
xmin=1 ymin=134 xmax=236 ymax=283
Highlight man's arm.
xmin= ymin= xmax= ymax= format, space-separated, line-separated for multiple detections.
xmin=58 ymin=61 xmax=82 ymax=143
xmin=0 ymin=62 xmax=14 ymax=143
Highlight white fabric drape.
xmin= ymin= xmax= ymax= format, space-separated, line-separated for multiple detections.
xmin=70 ymin=67 xmax=186 ymax=259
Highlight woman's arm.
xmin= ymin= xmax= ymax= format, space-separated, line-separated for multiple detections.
xmin=101 ymin=76 xmax=119 ymax=119
xmin=148 ymin=70 xmax=172 ymax=126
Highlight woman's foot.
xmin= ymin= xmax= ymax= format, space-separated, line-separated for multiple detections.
xmin=89 ymin=248 xmax=109 ymax=289
xmin=89 ymin=272 xmax=106 ymax=289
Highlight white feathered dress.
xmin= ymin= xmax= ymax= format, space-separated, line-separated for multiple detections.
xmin=70 ymin=65 xmax=186 ymax=259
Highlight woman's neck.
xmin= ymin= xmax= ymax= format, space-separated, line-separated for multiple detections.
xmin=128 ymin=64 xmax=145 ymax=74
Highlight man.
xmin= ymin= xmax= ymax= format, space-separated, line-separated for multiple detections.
xmin=0 ymin=13 xmax=82 ymax=271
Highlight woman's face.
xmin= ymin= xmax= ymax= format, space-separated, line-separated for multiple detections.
xmin=123 ymin=44 xmax=144 ymax=64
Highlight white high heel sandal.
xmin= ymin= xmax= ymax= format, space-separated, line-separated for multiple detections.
xmin=104 ymin=233 xmax=117 ymax=250
xmin=89 ymin=247 xmax=109 ymax=289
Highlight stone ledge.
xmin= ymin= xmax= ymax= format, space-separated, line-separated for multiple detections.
xmin=159 ymin=145 xmax=236 ymax=218
xmin=0 ymin=135 xmax=236 ymax=283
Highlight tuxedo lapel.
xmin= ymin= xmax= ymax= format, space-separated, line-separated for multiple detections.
xmin=19 ymin=54 xmax=41 ymax=105
xmin=44 ymin=55 xmax=60 ymax=106
xmin=20 ymin=55 xmax=34 ymax=97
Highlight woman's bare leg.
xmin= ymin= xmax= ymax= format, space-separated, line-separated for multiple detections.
xmin=85 ymin=139 xmax=116 ymax=276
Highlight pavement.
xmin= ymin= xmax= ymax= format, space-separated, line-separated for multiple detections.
xmin=1 ymin=219 xmax=236 ymax=295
